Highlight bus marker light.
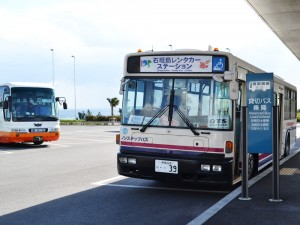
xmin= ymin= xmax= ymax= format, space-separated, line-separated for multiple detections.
xmin=212 ymin=165 xmax=222 ymax=172
xmin=128 ymin=158 xmax=136 ymax=164
xmin=116 ymin=134 xmax=120 ymax=144
xmin=225 ymin=141 xmax=233 ymax=153
xmin=119 ymin=157 xmax=128 ymax=164
xmin=201 ymin=164 xmax=210 ymax=171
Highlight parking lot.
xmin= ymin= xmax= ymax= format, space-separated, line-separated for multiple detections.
xmin=0 ymin=125 xmax=237 ymax=225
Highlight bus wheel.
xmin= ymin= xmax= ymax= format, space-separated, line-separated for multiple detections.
xmin=248 ymin=154 xmax=258 ymax=178
xmin=284 ymin=135 xmax=290 ymax=157
xmin=33 ymin=141 xmax=44 ymax=145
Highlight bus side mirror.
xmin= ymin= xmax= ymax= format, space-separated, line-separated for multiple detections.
xmin=56 ymin=97 xmax=67 ymax=110
xmin=3 ymin=100 xmax=8 ymax=109
xmin=119 ymin=78 xmax=130 ymax=95
xmin=3 ymin=96 xmax=11 ymax=109
xmin=229 ymin=81 xmax=239 ymax=100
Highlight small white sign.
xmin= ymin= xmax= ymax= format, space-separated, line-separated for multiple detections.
xmin=128 ymin=115 xmax=144 ymax=125
xmin=208 ymin=115 xmax=230 ymax=129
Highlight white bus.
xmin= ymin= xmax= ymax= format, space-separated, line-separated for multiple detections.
xmin=0 ymin=82 xmax=67 ymax=145
xmin=249 ymin=80 xmax=271 ymax=91
xmin=117 ymin=49 xmax=297 ymax=185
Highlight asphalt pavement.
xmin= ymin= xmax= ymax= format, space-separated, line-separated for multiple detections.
xmin=188 ymin=144 xmax=300 ymax=225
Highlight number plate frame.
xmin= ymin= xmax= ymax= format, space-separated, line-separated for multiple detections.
xmin=155 ymin=160 xmax=178 ymax=174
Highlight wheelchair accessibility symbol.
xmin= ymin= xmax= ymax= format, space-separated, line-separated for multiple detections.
xmin=212 ymin=57 xmax=225 ymax=72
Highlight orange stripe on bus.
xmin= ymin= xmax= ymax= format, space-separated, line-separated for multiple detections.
xmin=0 ymin=131 xmax=60 ymax=143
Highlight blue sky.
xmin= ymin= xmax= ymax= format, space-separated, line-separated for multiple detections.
xmin=0 ymin=0 xmax=299 ymax=115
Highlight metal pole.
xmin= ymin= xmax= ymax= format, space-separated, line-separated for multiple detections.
xmin=50 ymin=49 xmax=54 ymax=87
xmin=71 ymin=56 xmax=77 ymax=120
xmin=239 ymin=106 xmax=251 ymax=200
xmin=269 ymin=106 xmax=282 ymax=202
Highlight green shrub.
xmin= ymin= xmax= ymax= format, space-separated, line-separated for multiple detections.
xmin=85 ymin=115 xmax=121 ymax=122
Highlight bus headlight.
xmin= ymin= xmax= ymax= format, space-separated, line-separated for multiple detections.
xmin=128 ymin=158 xmax=136 ymax=164
xmin=201 ymin=164 xmax=211 ymax=171
xmin=212 ymin=165 xmax=222 ymax=172
xmin=119 ymin=157 xmax=128 ymax=164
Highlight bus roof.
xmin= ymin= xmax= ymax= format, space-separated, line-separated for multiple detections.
xmin=0 ymin=82 xmax=54 ymax=89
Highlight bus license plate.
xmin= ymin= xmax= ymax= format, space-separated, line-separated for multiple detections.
xmin=155 ymin=160 xmax=178 ymax=174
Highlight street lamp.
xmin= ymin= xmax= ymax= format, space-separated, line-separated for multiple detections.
xmin=50 ymin=49 xmax=54 ymax=86
xmin=169 ymin=44 xmax=172 ymax=51
xmin=71 ymin=55 xmax=77 ymax=120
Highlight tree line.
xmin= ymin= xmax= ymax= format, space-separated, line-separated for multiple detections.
xmin=77 ymin=97 xmax=121 ymax=121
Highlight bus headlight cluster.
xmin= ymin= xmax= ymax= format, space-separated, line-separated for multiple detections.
xmin=119 ymin=157 xmax=136 ymax=165
xmin=201 ymin=164 xmax=222 ymax=172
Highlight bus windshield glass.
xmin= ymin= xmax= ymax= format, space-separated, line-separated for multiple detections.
xmin=122 ymin=78 xmax=232 ymax=130
xmin=10 ymin=87 xmax=58 ymax=122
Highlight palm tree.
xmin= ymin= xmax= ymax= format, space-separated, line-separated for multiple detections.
xmin=107 ymin=97 xmax=119 ymax=118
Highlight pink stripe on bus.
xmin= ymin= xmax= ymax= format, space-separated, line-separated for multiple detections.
xmin=121 ymin=141 xmax=223 ymax=153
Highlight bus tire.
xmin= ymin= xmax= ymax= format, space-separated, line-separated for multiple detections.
xmin=248 ymin=153 xmax=258 ymax=178
xmin=284 ymin=134 xmax=290 ymax=157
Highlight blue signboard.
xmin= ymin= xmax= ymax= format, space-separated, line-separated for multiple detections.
xmin=246 ymin=73 xmax=274 ymax=154
xmin=212 ymin=56 xmax=226 ymax=72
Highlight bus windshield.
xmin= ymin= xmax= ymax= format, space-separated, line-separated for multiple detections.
xmin=122 ymin=77 xmax=232 ymax=130
xmin=10 ymin=87 xmax=58 ymax=122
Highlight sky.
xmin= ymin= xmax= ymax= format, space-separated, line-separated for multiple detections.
xmin=0 ymin=0 xmax=299 ymax=116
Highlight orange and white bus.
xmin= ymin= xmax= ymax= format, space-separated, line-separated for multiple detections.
xmin=0 ymin=82 xmax=67 ymax=145
xmin=117 ymin=49 xmax=297 ymax=185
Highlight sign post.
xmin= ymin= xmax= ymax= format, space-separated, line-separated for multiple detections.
xmin=247 ymin=73 xmax=274 ymax=154
xmin=269 ymin=106 xmax=282 ymax=202
xmin=239 ymin=106 xmax=251 ymax=201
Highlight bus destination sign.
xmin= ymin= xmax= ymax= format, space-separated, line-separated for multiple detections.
xmin=139 ymin=55 xmax=226 ymax=73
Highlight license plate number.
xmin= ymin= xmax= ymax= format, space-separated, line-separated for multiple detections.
xmin=31 ymin=128 xmax=47 ymax=132
xmin=155 ymin=160 xmax=178 ymax=174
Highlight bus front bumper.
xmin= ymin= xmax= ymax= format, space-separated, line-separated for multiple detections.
xmin=0 ymin=131 xmax=60 ymax=143
xmin=117 ymin=153 xmax=234 ymax=185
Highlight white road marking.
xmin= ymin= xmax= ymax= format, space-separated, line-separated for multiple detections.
xmin=0 ymin=150 xmax=13 ymax=154
xmin=91 ymin=176 xmax=229 ymax=194
xmin=91 ymin=176 xmax=127 ymax=185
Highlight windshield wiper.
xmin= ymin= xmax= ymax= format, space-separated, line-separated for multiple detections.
xmin=140 ymin=104 xmax=199 ymax=136
xmin=140 ymin=105 xmax=169 ymax=133
xmin=173 ymin=105 xmax=199 ymax=136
